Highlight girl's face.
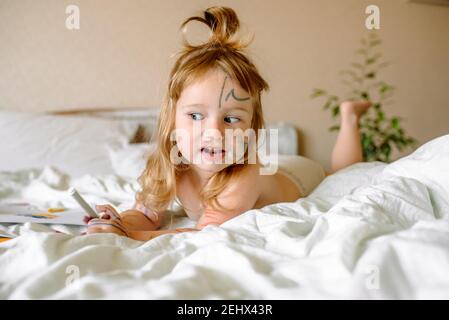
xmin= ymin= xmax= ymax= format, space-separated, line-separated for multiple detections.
xmin=174 ymin=69 xmax=254 ymax=174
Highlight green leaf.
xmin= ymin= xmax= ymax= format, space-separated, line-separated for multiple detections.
xmin=380 ymin=143 xmax=391 ymax=156
xmin=329 ymin=125 xmax=340 ymax=132
xmin=377 ymin=111 xmax=385 ymax=122
xmin=391 ymin=117 xmax=400 ymax=129
xmin=361 ymin=91 xmax=369 ymax=99
xmin=379 ymin=82 xmax=394 ymax=94
xmin=366 ymin=53 xmax=382 ymax=65
xmin=365 ymin=72 xmax=376 ymax=79
xmin=369 ymin=39 xmax=382 ymax=47
xmin=311 ymin=88 xmax=326 ymax=98
xmin=332 ymin=106 xmax=340 ymax=117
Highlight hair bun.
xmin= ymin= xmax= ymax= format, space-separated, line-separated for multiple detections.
xmin=181 ymin=6 xmax=244 ymax=48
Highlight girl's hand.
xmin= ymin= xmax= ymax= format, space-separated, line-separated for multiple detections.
xmin=83 ymin=204 xmax=122 ymax=224
xmin=86 ymin=217 xmax=129 ymax=237
xmin=95 ymin=204 xmax=122 ymax=220
xmin=82 ymin=204 xmax=160 ymax=235
xmin=83 ymin=204 xmax=129 ymax=237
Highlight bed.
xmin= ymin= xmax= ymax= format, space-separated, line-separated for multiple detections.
xmin=0 ymin=109 xmax=448 ymax=299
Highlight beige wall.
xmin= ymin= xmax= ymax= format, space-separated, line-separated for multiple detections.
xmin=1 ymin=0 xmax=448 ymax=171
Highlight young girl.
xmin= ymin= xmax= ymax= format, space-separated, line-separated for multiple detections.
xmin=86 ymin=6 xmax=371 ymax=241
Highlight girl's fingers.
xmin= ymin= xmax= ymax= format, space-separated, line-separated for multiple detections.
xmin=95 ymin=204 xmax=121 ymax=220
xmin=99 ymin=212 xmax=111 ymax=220
xmin=88 ymin=217 xmax=111 ymax=225
xmin=96 ymin=204 xmax=114 ymax=214
xmin=96 ymin=204 xmax=119 ymax=216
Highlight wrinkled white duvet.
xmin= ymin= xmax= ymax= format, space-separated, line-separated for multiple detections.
xmin=0 ymin=135 xmax=448 ymax=299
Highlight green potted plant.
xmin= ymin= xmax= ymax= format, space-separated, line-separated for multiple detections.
xmin=311 ymin=32 xmax=417 ymax=162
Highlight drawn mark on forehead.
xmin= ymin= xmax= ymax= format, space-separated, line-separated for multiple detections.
xmin=218 ymin=74 xmax=251 ymax=109
xmin=225 ymin=89 xmax=250 ymax=103
xmin=218 ymin=75 xmax=228 ymax=109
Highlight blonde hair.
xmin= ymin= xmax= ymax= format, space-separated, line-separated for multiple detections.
xmin=135 ymin=6 xmax=269 ymax=214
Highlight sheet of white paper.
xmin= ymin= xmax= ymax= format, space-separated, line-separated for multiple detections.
xmin=0 ymin=203 xmax=86 ymax=225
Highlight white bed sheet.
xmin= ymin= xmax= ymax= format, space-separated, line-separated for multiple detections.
xmin=0 ymin=135 xmax=448 ymax=299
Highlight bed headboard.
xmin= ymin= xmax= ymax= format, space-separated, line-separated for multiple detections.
xmin=49 ymin=107 xmax=160 ymax=143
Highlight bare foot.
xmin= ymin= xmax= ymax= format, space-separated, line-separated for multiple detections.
xmin=340 ymin=100 xmax=372 ymax=122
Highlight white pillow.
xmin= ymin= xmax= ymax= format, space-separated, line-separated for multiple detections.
xmin=107 ymin=142 xmax=156 ymax=179
xmin=0 ymin=110 xmax=139 ymax=177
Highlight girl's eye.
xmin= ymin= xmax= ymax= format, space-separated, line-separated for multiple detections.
xmin=189 ymin=113 xmax=204 ymax=121
xmin=224 ymin=116 xmax=240 ymax=124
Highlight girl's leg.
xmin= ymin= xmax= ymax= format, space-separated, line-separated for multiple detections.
xmin=330 ymin=100 xmax=372 ymax=174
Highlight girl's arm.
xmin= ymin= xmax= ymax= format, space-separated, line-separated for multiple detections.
xmin=127 ymin=201 xmax=164 ymax=230
xmin=194 ymin=164 xmax=261 ymax=229
xmin=119 ymin=209 xmax=161 ymax=231
xmin=127 ymin=165 xmax=262 ymax=240
xmin=91 ymin=164 xmax=261 ymax=240
xmin=87 ymin=203 xmax=165 ymax=237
